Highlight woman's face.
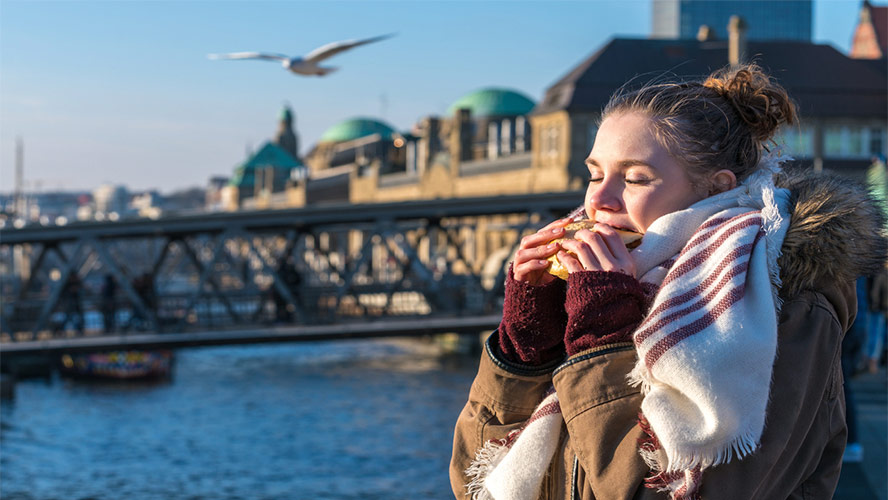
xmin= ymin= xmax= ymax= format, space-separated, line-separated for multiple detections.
xmin=584 ymin=112 xmax=706 ymax=233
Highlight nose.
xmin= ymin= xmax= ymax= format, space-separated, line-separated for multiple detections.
xmin=586 ymin=177 xmax=623 ymax=213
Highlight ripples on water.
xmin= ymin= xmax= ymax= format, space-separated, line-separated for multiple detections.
xmin=0 ymin=339 xmax=480 ymax=499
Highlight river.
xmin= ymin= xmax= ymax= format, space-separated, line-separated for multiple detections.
xmin=0 ymin=339 xmax=479 ymax=499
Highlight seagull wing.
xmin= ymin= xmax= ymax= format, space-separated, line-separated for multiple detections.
xmin=303 ymin=33 xmax=394 ymax=63
xmin=207 ymin=52 xmax=289 ymax=62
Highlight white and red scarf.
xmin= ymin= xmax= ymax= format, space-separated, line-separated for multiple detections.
xmin=467 ymin=163 xmax=791 ymax=500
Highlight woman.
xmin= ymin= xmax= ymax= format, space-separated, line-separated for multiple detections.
xmin=450 ymin=64 xmax=887 ymax=500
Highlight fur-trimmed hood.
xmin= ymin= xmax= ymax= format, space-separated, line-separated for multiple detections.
xmin=776 ymin=168 xmax=888 ymax=300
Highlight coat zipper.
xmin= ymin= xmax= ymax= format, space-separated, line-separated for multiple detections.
xmin=571 ymin=454 xmax=580 ymax=500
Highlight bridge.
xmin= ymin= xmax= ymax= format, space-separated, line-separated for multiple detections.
xmin=0 ymin=191 xmax=583 ymax=358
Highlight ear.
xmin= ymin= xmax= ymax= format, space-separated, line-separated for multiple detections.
xmin=709 ymin=169 xmax=737 ymax=195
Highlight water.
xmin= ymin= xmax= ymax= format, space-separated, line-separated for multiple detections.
xmin=0 ymin=339 xmax=479 ymax=499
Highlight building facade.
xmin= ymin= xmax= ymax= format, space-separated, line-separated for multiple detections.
xmin=534 ymin=20 xmax=886 ymax=184
xmin=223 ymin=106 xmax=307 ymax=210
xmin=851 ymin=0 xmax=888 ymax=59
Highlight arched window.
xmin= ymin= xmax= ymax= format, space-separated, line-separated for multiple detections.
xmin=488 ymin=121 xmax=501 ymax=159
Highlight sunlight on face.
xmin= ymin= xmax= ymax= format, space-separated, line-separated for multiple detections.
xmin=584 ymin=112 xmax=705 ymax=233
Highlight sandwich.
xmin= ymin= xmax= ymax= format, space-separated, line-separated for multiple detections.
xmin=546 ymin=219 xmax=643 ymax=280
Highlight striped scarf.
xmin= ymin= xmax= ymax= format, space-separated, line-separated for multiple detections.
xmin=467 ymin=164 xmax=791 ymax=500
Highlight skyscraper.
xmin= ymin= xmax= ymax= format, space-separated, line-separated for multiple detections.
xmin=652 ymin=0 xmax=813 ymax=41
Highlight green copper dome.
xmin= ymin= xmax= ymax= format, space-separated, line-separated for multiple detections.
xmin=229 ymin=142 xmax=303 ymax=187
xmin=447 ymin=88 xmax=535 ymax=118
xmin=319 ymin=117 xmax=396 ymax=143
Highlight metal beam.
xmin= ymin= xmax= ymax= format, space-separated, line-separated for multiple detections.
xmin=0 ymin=314 xmax=502 ymax=358
xmin=0 ymin=191 xmax=583 ymax=244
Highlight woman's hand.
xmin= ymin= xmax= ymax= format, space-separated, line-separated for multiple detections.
xmin=512 ymin=218 xmax=572 ymax=285
xmin=557 ymin=223 xmax=637 ymax=278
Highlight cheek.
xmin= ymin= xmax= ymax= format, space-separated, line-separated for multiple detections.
xmin=636 ymin=188 xmax=700 ymax=226
xmin=629 ymin=191 xmax=673 ymax=227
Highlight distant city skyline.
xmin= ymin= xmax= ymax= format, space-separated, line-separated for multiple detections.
xmin=0 ymin=0 xmax=867 ymax=193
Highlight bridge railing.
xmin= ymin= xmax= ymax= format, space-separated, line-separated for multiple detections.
xmin=0 ymin=191 xmax=584 ymax=342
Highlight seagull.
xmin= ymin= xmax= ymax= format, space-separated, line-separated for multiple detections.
xmin=208 ymin=34 xmax=394 ymax=76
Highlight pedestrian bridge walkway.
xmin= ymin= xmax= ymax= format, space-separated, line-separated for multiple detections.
xmin=0 ymin=192 xmax=579 ymax=344
xmin=0 ymin=314 xmax=502 ymax=359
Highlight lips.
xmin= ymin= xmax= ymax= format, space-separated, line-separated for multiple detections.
xmin=593 ymin=220 xmax=638 ymax=233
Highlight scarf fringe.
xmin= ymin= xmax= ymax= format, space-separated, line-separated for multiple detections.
xmin=466 ymin=438 xmax=510 ymax=500
xmin=626 ymin=360 xmax=651 ymax=393
xmin=633 ymin=368 xmax=763 ymax=473
xmin=663 ymin=429 xmax=760 ymax=472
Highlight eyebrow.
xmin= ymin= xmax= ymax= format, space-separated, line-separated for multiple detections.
xmin=584 ymin=158 xmax=655 ymax=169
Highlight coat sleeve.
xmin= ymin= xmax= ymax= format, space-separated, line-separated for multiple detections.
xmin=551 ymin=343 xmax=656 ymax=500
xmin=450 ymin=332 xmax=562 ymax=500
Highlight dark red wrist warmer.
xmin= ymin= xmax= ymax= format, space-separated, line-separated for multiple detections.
xmin=497 ymin=265 xmax=568 ymax=365
xmin=564 ymin=271 xmax=646 ymax=357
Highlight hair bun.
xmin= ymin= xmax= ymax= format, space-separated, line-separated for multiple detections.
xmin=703 ymin=63 xmax=796 ymax=142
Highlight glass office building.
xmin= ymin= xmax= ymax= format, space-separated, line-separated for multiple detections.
xmin=652 ymin=0 xmax=813 ymax=41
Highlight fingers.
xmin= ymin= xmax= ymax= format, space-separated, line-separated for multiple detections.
xmin=560 ymin=226 xmax=636 ymax=277
xmin=556 ymin=250 xmax=584 ymax=274
xmin=592 ymin=224 xmax=637 ymax=277
xmin=518 ymin=218 xmax=571 ymax=251
xmin=513 ymin=257 xmax=555 ymax=283
xmin=511 ymin=218 xmax=571 ymax=284
xmin=560 ymin=235 xmax=600 ymax=270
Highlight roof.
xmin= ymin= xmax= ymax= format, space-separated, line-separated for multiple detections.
xmin=869 ymin=0 xmax=888 ymax=53
xmin=229 ymin=142 xmax=303 ymax=187
xmin=319 ymin=117 xmax=396 ymax=143
xmin=534 ymin=38 xmax=887 ymax=119
xmin=447 ymin=88 xmax=536 ymax=118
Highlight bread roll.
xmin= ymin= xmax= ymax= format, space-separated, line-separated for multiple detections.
xmin=546 ymin=220 xmax=643 ymax=280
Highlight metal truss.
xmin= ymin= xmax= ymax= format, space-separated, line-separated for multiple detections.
xmin=0 ymin=192 xmax=582 ymax=342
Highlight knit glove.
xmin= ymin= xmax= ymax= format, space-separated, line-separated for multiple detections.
xmin=497 ymin=264 xmax=568 ymax=365
xmin=564 ymin=271 xmax=646 ymax=357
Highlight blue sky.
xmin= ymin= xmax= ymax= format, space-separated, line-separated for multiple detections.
xmin=0 ymin=0 xmax=867 ymax=193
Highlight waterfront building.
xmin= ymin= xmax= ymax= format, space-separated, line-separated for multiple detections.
xmin=261 ymin=87 xmax=539 ymax=207
xmin=0 ymin=191 xmax=86 ymax=226
xmin=275 ymin=106 xmax=300 ymax=161
xmin=294 ymin=117 xmax=404 ymax=206
xmin=92 ymin=184 xmax=130 ymax=218
xmin=344 ymin=87 xmax=539 ymax=203
xmin=652 ymin=0 xmax=812 ymax=41
xmin=205 ymin=176 xmax=230 ymax=212
xmin=851 ymin=0 xmax=888 ymax=59
xmin=535 ymin=20 xmax=886 ymax=182
xmin=223 ymin=106 xmax=307 ymax=210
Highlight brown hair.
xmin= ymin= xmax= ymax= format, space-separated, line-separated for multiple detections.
xmin=602 ymin=63 xmax=797 ymax=188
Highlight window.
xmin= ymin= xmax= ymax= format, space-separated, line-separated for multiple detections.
xmin=848 ymin=128 xmax=864 ymax=156
xmin=488 ymin=121 xmax=501 ymax=159
xmin=824 ymin=125 xmax=878 ymax=158
xmin=824 ymin=127 xmax=844 ymax=156
xmin=515 ymin=116 xmax=527 ymax=153
xmin=501 ymin=119 xmax=512 ymax=155
xmin=546 ymin=126 xmax=560 ymax=159
xmin=870 ymin=127 xmax=885 ymax=157
xmin=775 ymin=126 xmax=813 ymax=157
